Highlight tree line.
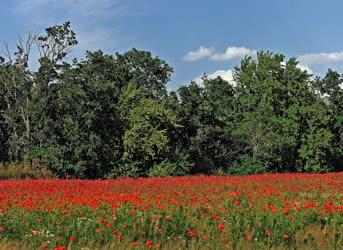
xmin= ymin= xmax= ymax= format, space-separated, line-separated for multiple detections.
xmin=0 ymin=22 xmax=341 ymax=178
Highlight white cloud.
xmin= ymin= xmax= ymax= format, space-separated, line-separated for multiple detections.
xmin=207 ymin=69 xmax=234 ymax=83
xmin=183 ymin=46 xmax=257 ymax=62
xmin=210 ymin=47 xmax=256 ymax=61
xmin=182 ymin=46 xmax=214 ymax=61
xmin=281 ymin=61 xmax=314 ymax=74
xmin=296 ymin=63 xmax=313 ymax=74
xmin=298 ymin=51 xmax=343 ymax=66
xmin=194 ymin=69 xmax=235 ymax=85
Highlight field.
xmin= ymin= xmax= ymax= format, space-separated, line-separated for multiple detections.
xmin=0 ymin=173 xmax=342 ymax=249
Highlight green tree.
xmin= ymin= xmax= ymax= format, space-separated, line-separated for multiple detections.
xmin=117 ymin=83 xmax=188 ymax=177
xmin=313 ymin=69 xmax=343 ymax=170
xmin=233 ymin=52 xmax=333 ymax=173
xmin=175 ymin=77 xmax=237 ymax=174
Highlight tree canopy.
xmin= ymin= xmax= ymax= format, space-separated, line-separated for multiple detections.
xmin=0 ymin=23 xmax=341 ymax=178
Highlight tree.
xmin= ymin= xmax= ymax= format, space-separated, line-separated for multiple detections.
xmin=174 ymin=77 xmax=237 ymax=174
xmin=0 ymin=22 xmax=342 ymax=178
xmin=116 ymin=83 xmax=189 ymax=177
xmin=233 ymin=52 xmax=334 ymax=173
xmin=0 ymin=34 xmax=35 ymax=161
xmin=115 ymin=49 xmax=173 ymax=98
xmin=313 ymin=70 xmax=343 ymax=170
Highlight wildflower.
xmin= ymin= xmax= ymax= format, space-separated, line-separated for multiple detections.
xmin=283 ymin=234 xmax=289 ymax=239
xmin=70 ymin=236 xmax=77 ymax=242
xmin=98 ymin=218 xmax=106 ymax=224
xmin=107 ymin=222 xmax=113 ymax=228
xmin=218 ymin=223 xmax=228 ymax=233
xmin=284 ymin=207 xmax=291 ymax=215
xmin=156 ymin=243 xmax=161 ymax=248
xmin=32 ymin=230 xmax=40 ymax=237
xmin=164 ymin=215 xmax=172 ymax=220
xmin=130 ymin=210 xmax=137 ymax=215
xmin=146 ymin=241 xmax=154 ymax=248
xmin=131 ymin=242 xmax=139 ymax=247
xmin=0 ymin=226 xmax=5 ymax=233
xmin=246 ymin=235 xmax=253 ymax=241
xmin=55 ymin=246 xmax=66 ymax=250
xmin=41 ymin=242 xmax=50 ymax=249
xmin=188 ymin=228 xmax=198 ymax=237
xmin=265 ymin=230 xmax=272 ymax=235
xmin=212 ymin=214 xmax=221 ymax=220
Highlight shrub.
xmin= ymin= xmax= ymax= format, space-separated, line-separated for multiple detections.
xmin=0 ymin=158 xmax=54 ymax=179
xmin=229 ymin=155 xmax=268 ymax=175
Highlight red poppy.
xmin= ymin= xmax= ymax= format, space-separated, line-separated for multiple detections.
xmin=70 ymin=236 xmax=77 ymax=241
xmin=146 ymin=241 xmax=154 ymax=248
xmin=265 ymin=230 xmax=272 ymax=235
xmin=131 ymin=242 xmax=139 ymax=247
xmin=41 ymin=242 xmax=50 ymax=249
xmin=55 ymin=246 xmax=66 ymax=250
xmin=188 ymin=228 xmax=198 ymax=237
xmin=246 ymin=235 xmax=253 ymax=241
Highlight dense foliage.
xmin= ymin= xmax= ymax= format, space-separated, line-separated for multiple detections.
xmin=0 ymin=173 xmax=341 ymax=249
xmin=0 ymin=22 xmax=342 ymax=178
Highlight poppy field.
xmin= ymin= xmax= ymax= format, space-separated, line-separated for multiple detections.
xmin=0 ymin=173 xmax=342 ymax=249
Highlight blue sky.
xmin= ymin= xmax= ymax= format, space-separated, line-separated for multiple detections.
xmin=1 ymin=0 xmax=343 ymax=89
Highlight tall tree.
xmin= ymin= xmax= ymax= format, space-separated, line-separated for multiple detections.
xmin=313 ymin=70 xmax=343 ymax=170
xmin=116 ymin=83 xmax=188 ymax=177
xmin=233 ymin=52 xmax=334 ymax=173
xmin=0 ymin=34 xmax=35 ymax=161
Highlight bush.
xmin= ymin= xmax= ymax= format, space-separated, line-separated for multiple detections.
xmin=0 ymin=159 xmax=54 ymax=179
xmin=229 ymin=155 xmax=268 ymax=175
xmin=148 ymin=160 xmax=178 ymax=177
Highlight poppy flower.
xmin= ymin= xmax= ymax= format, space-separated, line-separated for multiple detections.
xmin=246 ymin=235 xmax=253 ymax=241
xmin=265 ymin=230 xmax=272 ymax=235
xmin=131 ymin=242 xmax=139 ymax=247
xmin=70 ymin=236 xmax=77 ymax=241
xmin=55 ymin=246 xmax=66 ymax=250
xmin=146 ymin=241 xmax=154 ymax=248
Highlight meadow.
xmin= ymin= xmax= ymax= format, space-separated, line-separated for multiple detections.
xmin=0 ymin=173 xmax=342 ymax=249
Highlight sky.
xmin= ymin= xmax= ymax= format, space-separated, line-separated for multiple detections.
xmin=1 ymin=0 xmax=343 ymax=90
